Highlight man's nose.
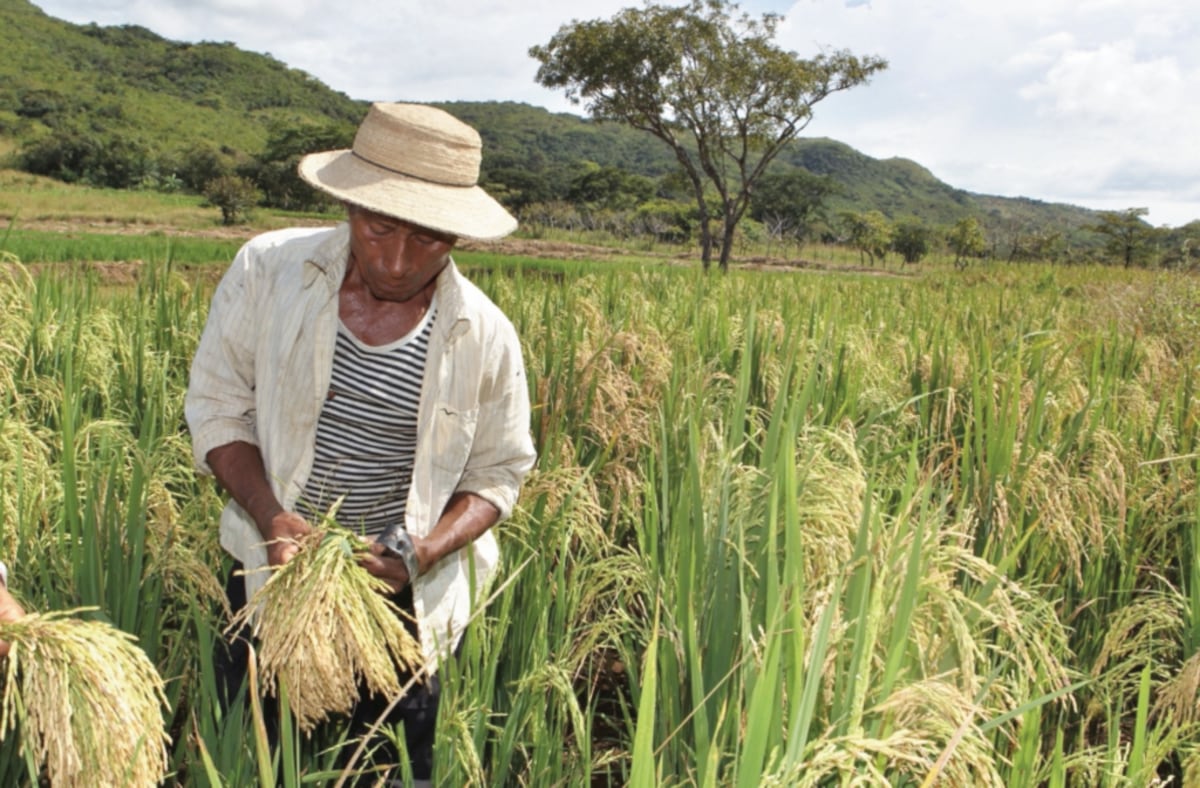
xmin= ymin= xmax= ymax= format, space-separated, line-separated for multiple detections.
xmin=382 ymin=232 xmax=413 ymax=271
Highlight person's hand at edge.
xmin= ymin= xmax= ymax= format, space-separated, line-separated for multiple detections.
xmin=0 ymin=565 xmax=27 ymax=658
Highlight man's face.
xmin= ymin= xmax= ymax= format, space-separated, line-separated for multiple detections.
xmin=346 ymin=205 xmax=457 ymax=303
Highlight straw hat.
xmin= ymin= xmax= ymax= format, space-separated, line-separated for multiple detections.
xmin=298 ymin=102 xmax=517 ymax=241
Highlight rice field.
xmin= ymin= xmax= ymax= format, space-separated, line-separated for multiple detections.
xmin=0 ymin=246 xmax=1197 ymax=786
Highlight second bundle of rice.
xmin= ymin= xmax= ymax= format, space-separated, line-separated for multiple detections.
xmin=232 ymin=529 xmax=424 ymax=732
xmin=0 ymin=610 xmax=170 ymax=788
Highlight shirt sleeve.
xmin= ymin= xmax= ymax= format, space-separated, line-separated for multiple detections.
xmin=184 ymin=245 xmax=261 ymax=475
xmin=455 ymin=317 xmax=537 ymax=521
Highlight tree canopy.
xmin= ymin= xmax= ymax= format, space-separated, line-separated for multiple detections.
xmin=840 ymin=209 xmax=891 ymax=266
xmin=947 ymin=216 xmax=986 ymax=269
xmin=891 ymin=218 xmax=932 ymax=264
xmin=531 ymin=0 xmax=886 ymax=270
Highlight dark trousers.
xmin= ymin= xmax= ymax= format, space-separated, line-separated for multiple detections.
xmin=214 ymin=562 xmax=440 ymax=782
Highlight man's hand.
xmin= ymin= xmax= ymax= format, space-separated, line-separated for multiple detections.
xmin=0 ymin=584 xmax=26 ymax=658
xmin=358 ymin=493 xmax=500 ymax=595
xmin=260 ymin=511 xmax=314 ymax=567
xmin=360 ymin=539 xmax=416 ymax=594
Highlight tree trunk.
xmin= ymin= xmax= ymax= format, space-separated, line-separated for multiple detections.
xmin=699 ymin=221 xmax=714 ymax=271
xmin=718 ymin=220 xmax=736 ymax=272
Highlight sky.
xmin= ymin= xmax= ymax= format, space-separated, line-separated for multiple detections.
xmin=32 ymin=0 xmax=1200 ymax=227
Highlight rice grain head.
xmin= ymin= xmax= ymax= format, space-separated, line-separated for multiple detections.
xmin=0 ymin=609 xmax=170 ymax=788
xmin=231 ymin=529 xmax=423 ymax=733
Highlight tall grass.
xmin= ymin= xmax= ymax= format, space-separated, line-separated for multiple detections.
xmin=486 ymin=262 xmax=1198 ymax=784
xmin=0 ymin=250 xmax=1195 ymax=785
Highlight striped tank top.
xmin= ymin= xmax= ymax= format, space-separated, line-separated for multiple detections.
xmin=297 ymin=303 xmax=436 ymax=537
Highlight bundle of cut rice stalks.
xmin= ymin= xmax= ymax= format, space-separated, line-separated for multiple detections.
xmin=231 ymin=528 xmax=423 ymax=733
xmin=0 ymin=610 xmax=170 ymax=787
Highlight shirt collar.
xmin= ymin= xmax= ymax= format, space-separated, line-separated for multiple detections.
xmin=302 ymin=223 xmax=352 ymax=290
xmin=302 ymin=222 xmax=471 ymax=340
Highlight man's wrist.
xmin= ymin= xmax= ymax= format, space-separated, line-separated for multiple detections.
xmin=252 ymin=501 xmax=287 ymax=537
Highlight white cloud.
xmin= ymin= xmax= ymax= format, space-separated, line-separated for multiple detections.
xmin=1005 ymin=33 xmax=1077 ymax=71
xmin=27 ymin=0 xmax=1200 ymax=226
xmin=1019 ymin=42 xmax=1187 ymax=121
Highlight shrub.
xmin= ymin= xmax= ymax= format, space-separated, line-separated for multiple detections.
xmin=203 ymin=174 xmax=261 ymax=225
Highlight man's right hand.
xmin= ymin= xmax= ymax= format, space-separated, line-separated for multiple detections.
xmin=259 ymin=511 xmax=314 ymax=567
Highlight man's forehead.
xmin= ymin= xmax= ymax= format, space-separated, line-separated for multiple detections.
xmin=348 ymin=204 xmax=457 ymax=241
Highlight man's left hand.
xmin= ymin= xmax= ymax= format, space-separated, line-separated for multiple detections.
xmin=360 ymin=540 xmax=412 ymax=594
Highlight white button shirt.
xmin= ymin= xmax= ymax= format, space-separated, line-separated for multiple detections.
xmin=185 ymin=224 xmax=536 ymax=669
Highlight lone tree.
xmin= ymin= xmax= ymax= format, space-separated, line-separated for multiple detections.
xmin=840 ymin=209 xmax=891 ymax=267
xmin=531 ymin=0 xmax=885 ymax=271
xmin=891 ymin=218 xmax=932 ymax=265
xmin=946 ymin=216 xmax=986 ymax=269
xmin=203 ymin=174 xmax=260 ymax=226
xmin=1090 ymin=207 xmax=1155 ymax=268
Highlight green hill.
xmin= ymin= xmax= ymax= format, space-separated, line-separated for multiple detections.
xmin=1 ymin=0 xmax=1109 ymax=241
xmin=0 ymin=0 xmax=365 ymax=186
xmin=779 ymin=138 xmax=1100 ymax=242
xmin=783 ymin=138 xmax=974 ymax=223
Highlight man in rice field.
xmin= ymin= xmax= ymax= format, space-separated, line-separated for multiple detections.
xmin=185 ymin=102 xmax=536 ymax=785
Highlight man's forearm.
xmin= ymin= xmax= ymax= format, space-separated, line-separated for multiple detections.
xmin=205 ymin=441 xmax=284 ymax=533
xmin=414 ymin=492 xmax=500 ymax=576
xmin=206 ymin=441 xmax=313 ymax=567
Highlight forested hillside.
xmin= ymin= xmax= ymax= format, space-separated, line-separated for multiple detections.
xmin=0 ymin=0 xmax=1127 ymax=251
xmin=0 ymin=0 xmax=364 ymax=190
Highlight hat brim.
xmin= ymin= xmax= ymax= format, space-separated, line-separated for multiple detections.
xmin=298 ymin=150 xmax=517 ymax=241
